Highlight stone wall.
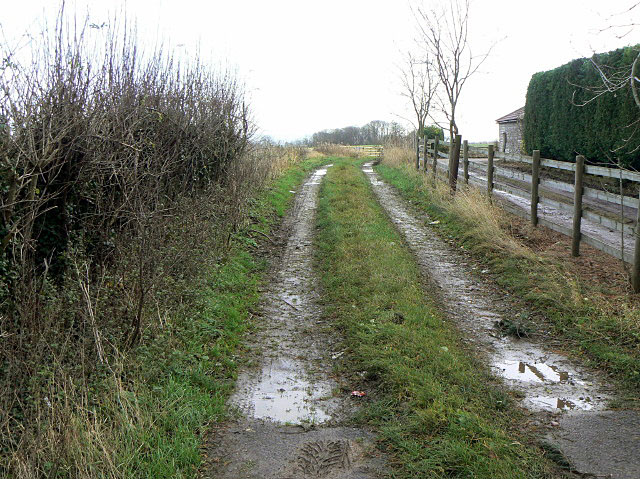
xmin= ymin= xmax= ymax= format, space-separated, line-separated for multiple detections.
xmin=498 ymin=121 xmax=523 ymax=154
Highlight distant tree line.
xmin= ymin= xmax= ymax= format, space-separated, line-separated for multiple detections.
xmin=310 ymin=120 xmax=409 ymax=146
xmin=309 ymin=120 xmax=443 ymax=146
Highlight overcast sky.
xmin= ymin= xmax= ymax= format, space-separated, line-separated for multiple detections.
xmin=2 ymin=0 xmax=639 ymax=142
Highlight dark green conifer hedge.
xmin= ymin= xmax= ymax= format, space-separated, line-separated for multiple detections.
xmin=523 ymin=46 xmax=639 ymax=168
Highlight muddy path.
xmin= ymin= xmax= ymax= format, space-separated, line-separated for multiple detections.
xmin=363 ymin=162 xmax=640 ymax=479
xmin=204 ymin=165 xmax=384 ymax=479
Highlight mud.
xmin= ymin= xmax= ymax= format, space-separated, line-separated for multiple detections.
xmin=207 ymin=423 xmax=380 ymax=479
xmin=206 ymin=165 xmax=384 ymax=479
xmin=363 ymin=162 xmax=640 ymax=478
xmin=547 ymin=411 xmax=640 ymax=478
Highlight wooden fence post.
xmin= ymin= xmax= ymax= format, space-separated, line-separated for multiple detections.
xmin=449 ymin=134 xmax=462 ymax=193
xmin=487 ymin=144 xmax=494 ymax=199
xmin=432 ymin=137 xmax=439 ymax=181
xmin=463 ymin=140 xmax=469 ymax=184
xmin=531 ymin=150 xmax=541 ymax=226
xmin=571 ymin=155 xmax=585 ymax=257
xmin=447 ymin=138 xmax=454 ymax=181
xmin=423 ymin=133 xmax=428 ymax=173
xmin=416 ymin=134 xmax=420 ymax=170
xmin=632 ymin=188 xmax=640 ymax=293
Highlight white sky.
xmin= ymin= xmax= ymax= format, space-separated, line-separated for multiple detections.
xmin=2 ymin=0 xmax=639 ymax=142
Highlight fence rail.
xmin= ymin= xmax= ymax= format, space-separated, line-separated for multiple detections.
xmin=412 ymin=136 xmax=640 ymax=291
xmin=492 ymin=151 xmax=640 ymax=182
xmin=349 ymin=145 xmax=384 ymax=158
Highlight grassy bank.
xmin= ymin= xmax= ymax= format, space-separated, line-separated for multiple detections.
xmin=3 ymin=154 xmax=330 ymax=478
xmin=375 ymin=162 xmax=640 ymax=397
xmin=315 ymin=160 xmax=560 ymax=478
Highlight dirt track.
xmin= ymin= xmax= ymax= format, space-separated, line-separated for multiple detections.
xmin=207 ymin=163 xmax=640 ymax=478
xmin=363 ymin=161 xmax=640 ymax=479
xmin=205 ymin=165 xmax=385 ymax=479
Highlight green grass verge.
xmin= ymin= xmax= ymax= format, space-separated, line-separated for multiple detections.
xmin=106 ymin=155 xmax=333 ymax=477
xmin=375 ymin=163 xmax=640 ymax=396
xmin=315 ymin=160 xmax=559 ymax=478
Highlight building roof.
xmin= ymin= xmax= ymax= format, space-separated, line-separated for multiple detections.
xmin=495 ymin=107 xmax=525 ymax=124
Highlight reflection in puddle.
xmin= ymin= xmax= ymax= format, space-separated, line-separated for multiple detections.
xmin=307 ymin=164 xmax=333 ymax=185
xmin=231 ymin=164 xmax=335 ymax=426
xmin=495 ymin=360 xmax=570 ymax=383
xmin=247 ymin=358 xmax=332 ymax=424
xmin=529 ymin=395 xmax=594 ymax=411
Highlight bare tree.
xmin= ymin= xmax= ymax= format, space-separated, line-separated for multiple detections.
xmin=414 ymin=0 xmax=492 ymax=142
xmin=399 ymin=51 xmax=438 ymax=136
xmin=596 ymin=2 xmax=640 ymax=41
xmin=575 ymin=49 xmax=640 ymax=113
xmin=587 ymin=2 xmax=640 ymax=291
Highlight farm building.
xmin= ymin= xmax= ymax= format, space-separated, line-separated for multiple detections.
xmin=496 ymin=107 xmax=524 ymax=154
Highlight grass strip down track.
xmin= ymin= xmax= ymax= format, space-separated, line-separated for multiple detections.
xmin=315 ymin=160 xmax=560 ymax=478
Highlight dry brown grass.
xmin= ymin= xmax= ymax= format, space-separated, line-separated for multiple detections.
xmin=382 ymin=157 xmax=541 ymax=262
xmin=314 ymin=143 xmax=360 ymax=157
xmin=383 ymin=146 xmax=414 ymax=168
xmin=384 ymin=163 xmax=580 ymax=306
xmin=447 ymin=188 xmax=539 ymax=261
xmin=252 ymin=145 xmax=307 ymax=180
xmin=305 ymin=148 xmax=326 ymax=159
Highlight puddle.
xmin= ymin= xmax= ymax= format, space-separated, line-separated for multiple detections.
xmin=529 ymin=396 xmax=594 ymax=411
xmin=362 ymin=162 xmax=608 ymax=413
xmin=235 ymin=358 xmax=333 ymax=424
xmin=230 ymin=164 xmax=336 ymax=425
xmin=496 ymin=360 xmax=566 ymax=383
xmin=492 ymin=350 xmax=573 ymax=384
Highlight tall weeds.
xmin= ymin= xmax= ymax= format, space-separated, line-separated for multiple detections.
xmin=381 ymin=146 xmax=413 ymax=167
xmin=0 ymin=9 xmax=299 ymax=476
xmin=313 ymin=143 xmax=360 ymax=157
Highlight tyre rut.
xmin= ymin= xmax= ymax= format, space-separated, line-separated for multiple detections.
xmin=363 ymin=161 xmax=640 ymax=478
xmin=205 ymin=165 xmax=384 ymax=479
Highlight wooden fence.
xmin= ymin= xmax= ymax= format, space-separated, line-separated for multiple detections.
xmin=413 ymin=136 xmax=640 ymax=292
xmin=349 ymin=145 xmax=384 ymax=158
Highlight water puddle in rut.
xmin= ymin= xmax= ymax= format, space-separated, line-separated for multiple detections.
xmin=362 ymin=162 xmax=607 ymax=412
xmin=230 ymin=165 xmax=336 ymax=425
xmin=235 ymin=357 xmax=332 ymax=423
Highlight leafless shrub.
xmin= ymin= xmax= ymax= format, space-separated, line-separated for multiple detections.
xmin=0 ymin=7 xmax=294 ymax=475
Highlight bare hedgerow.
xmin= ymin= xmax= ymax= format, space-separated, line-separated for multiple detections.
xmin=0 ymin=7 xmax=300 ymax=476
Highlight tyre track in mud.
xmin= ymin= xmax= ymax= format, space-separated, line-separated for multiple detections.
xmin=362 ymin=162 xmax=640 ymax=479
xmin=205 ymin=165 xmax=384 ymax=479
